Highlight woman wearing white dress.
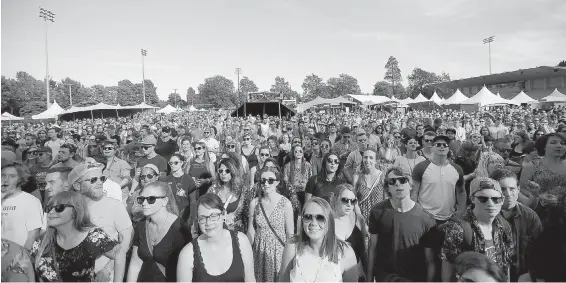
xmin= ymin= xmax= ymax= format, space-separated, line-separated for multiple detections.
xmin=279 ymin=197 xmax=357 ymax=282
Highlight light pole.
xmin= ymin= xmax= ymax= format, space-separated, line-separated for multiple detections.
xmin=64 ymin=83 xmax=74 ymax=106
xmin=235 ymin=68 xmax=242 ymax=117
xmin=483 ymin=36 xmax=495 ymax=74
xmin=141 ymin=49 xmax=147 ymax=103
xmin=173 ymin=88 xmax=178 ymax=108
xmin=39 ymin=7 xmax=55 ymax=108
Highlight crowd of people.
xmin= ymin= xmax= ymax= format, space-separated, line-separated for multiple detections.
xmin=1 ymin=104 xmax=566 ymax=282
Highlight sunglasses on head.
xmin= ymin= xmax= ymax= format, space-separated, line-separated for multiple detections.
xmin=218 ymin=169 xmax=231 ymax=174
xmin=140 ymin=173 xmax=156 ymax=180
xmin=136 ymin=195 xmax=166 ymax=204
xmin=474 ymin=196 xmax=504 ymax=204
xmin=260 ymin=178 xmax=277 ymax=185
xmin=386 ymin=176 xmax=408 ymax=185
xmin=303 ymin=213 xmax=326 ymax=224
xmin=340 ymin=197 xmax=358 ymax=205
xmin=83 ymin=176 xmax=106 ymax=184
xmin=44 ymin=204 xmax=74 ymax=213
xmin=327 ymin=158 xmax=340 ymax=165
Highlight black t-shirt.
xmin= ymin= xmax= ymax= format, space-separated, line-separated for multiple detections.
xmin=137 ymin=154 xmax=168 ymax=177
xmin=369 ymin=200 xmax=437 ymax=281
xmin=164 ymin=174 xmax=196 ymax=213
xmin=304 ymin=174 xmax=347 ymax=203
xmin=156 ymin=138 xmax=178 ymax=161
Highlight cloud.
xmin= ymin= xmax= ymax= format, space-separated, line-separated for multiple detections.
xmin=421 ymin=0 xmax=469 ymax=18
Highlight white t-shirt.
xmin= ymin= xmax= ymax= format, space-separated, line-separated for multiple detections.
xmin=103 ymin=179 xmax=123 ymax=202
xmin=1 ymin=192 xmax=44 ymax=247
xmin=44 ymin=139 xmax=65 ymax=161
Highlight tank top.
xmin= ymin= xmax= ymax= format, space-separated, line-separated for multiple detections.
xmin=188 ymin=158 xmax=211 ymax=180
xmin=345 ymin=213 xmax=364 ymax=263
xmin=241 ymin=146 xmax=258 ymax=168
xmin=290 ymin=249 xmax=342 ymax=282
xmin=192 ymin=230 xmax=245 ymax=282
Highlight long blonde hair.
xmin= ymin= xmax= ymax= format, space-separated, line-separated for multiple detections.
xmin=34 ymin=191 xmax=94 ymax=277
xmin=141 ymin=181 xmax=179 ymax=215
xmin=475 ymin=152 xmax=504 ymax=178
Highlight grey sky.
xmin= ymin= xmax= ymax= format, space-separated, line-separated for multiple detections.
xmin=2 ymin=0 xmax=565 ymax=100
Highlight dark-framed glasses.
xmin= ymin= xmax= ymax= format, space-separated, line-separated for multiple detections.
xmin=218 ymin=169 xmax=231 ymax=174
xmin=260 ymin=178 xmax=277 ymax=185
xmin=168 ymin=161 xmax=181 ymax=166
xmin=302 ymin=213 xmax=326 ymax=224
xmin=44 ymin=204 xmax=74 ymax=213
xmin=326 ymin=158 xmax=340 ymax=165
xmin=136 ymin=195 xmax=166 ymax=204
xmin=340 ymin=197 xmax=358 ymax=205
xmin=197 ymin=212 xmax=222 ymax=224
xmin=385 ymin=176 xmax=408 ymax=185
xmin=474 ymin=196 xmax=504 ymax=204
xmin=140 ymin=173 xmax=156 ymax=180
xmin=434 ymin=143 xmax=449 ymax=148
xmin=83 ymin=176 xmax=106 ymax=184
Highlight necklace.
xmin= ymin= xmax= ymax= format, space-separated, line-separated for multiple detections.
xmin=147 ymin=213 xmax=169 ymax=246
xmin=298 ymin=247 xmax=325 ymax=283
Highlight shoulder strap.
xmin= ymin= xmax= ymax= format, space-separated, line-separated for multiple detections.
xmin=360 ymin=171 xmax=382 ymax=204
xmin=454 ymin=217 xmax=473 ymax=249
xmin=259 ymin=200 xmax=285 ymax=246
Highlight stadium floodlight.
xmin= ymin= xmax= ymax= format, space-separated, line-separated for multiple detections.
xmin=483 ymin=36 xmax=495 ymax=74
xmin=39 ymin=7 xmax=55 ymax=108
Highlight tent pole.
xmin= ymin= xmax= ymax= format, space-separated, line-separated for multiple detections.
xmin=263 ymin=103 xmax=265 ymax=118
xmin=244 ymin=103 xmax=247 ymax=117
xmin=90 ymin=110 xmax=93 ymax=121
xmin=278 ymin=102 xmax=281 ymax=120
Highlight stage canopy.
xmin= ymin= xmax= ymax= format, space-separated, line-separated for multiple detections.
xmin=430 ymin=91 xmax=444 ymax=104
xmin=188 ymin=105 xmax=197 ymax=112
xmin=32 ymin=100 xmax=66 ymax=119
xmin=511 ymin=91 xmax=538 ymax=103
xmin=120 ymin=102 xmax=159 ymax=109
xmin=411 ymin=93 xmax=429 ymax=103
xmin=297 ymin=96 xmax=357 ymax=112
xmin=1 ymin=112 xmax=24 ymax=121
xmin=441 ymin=89 xmax=468 ymax=105
xmin=540 ymin=88 xmax=566 ymax=102
xmin=157 ymin=105 xmax=180 ymax=114
xmin=231 ymin=101 xmax=296 ymax=118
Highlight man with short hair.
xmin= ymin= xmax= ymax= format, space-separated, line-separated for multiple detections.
xmin=30 ymin=146 xmax=53 ymax=201
xmin=44 ymin=166 xmax=73 ymax=201
xmin=401 ymin=118 xmax=417 ymax=139
xmin=51 ymin=143 xmax=79 ymax=168
xmin=21 ymin=133 xmax=37 ymax=163
xmin=68 ymin=163 xmax=132 ymax=281
xmin=420 ymin=131 xmax=437 ymax=160
xmin=129 ymin=135 xmax=167 ymax=195
xmin=156 ymin=126 xmax=178 ymax=162
xmin=412 ymin=135 xmax=466 ymax=223
xmin=446 ymin=128 xmax=462 ymax=156
xmin=332 ymin=126 xmax=358 ymax=163
xmin=493 ymin=138 xmax=522 ymax=175
xmin=344 ymin=132 xmax=369 ymax=182
xmin=200 ymin=126 xmax=219 ymax=163
xmin=327 ymin=123 xmax=339 ymax=145
xmin=490 ymin=168 xmax=542 ymax=281
xmin=489 ymin=118 xmax=509 ymax=139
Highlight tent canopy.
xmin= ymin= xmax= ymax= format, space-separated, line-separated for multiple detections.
xmin=460 ymin=86 xmax=503 ymax=107
xmin=1 ymin=112 xmax=24 ymax=121
xmin=231 ymin=101 xmax=295 ymax=118
xmin=157 ymin=104 xmax=180 ymax=114
xmin=32 ymin=100 xmax=66 ymax=119
xmin=512 ymin=91 xmax=538 ymax=103
xmin=188 ymin=105 xmax=197 ymax=112
xmin=121 ymin=102 xmax=159 ymax=109
xmin=441 ymin=89 xmax=468 ymax=105
xmin=430 ymin=91 xmax=444 ymax=104
xmin=540 ymin=88 xmax=566 ymax=102
xmin=411 ymin=93 xmax=429 ymax=103
xmin=348 ymin=94 xmax=391 ymax=105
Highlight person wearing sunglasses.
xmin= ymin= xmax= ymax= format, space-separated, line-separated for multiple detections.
xmin=247 ymin=167 xmax=294 ymax=281
xmin=419 ymin=131 xmax=437 ymax=160
xmin=249 ymin=146 xmax=273 ymax=189
xmin=165 ymin=154 xmax=197 ymax=223
xmin=99 ymin=141 xmax=132 ymax=202
xmin=187 ymin=141 xmax=215 ymax=198
xmin=68 ymin=162 xmax=133 ymax=282
xmin=199 ymin=126 xmax=220 ymax=164
xmin=440 ymin=177 xmax=515 ymax=282
xmin=284 ymin=145 xmax=312 ymax=217
xmin=240 ymin=134 xmax=259 ymax=169
xmin=127 ymin=181 xmax=190 ymax=282
xmin=492 ymin=138 xmax=523 ymax=176
xmin=279 ymin=197 xmax=357 ymax=282
xmin=207 ymin=158 xmax=246 ymax=233
xmin=130 ymin=135 xmax=167 ymax=196
xmin=412 ymin=135 xmax=467 ymax=223
xmin=29 ymin=146 xmax=54 ymax=199
xmin=305 ymin=153 xmax=348 ymax=205
xmin=30 ymin=191 xmax=120 ymax=282
xmin=368 ymin=166 xmax=436 ymax=282
xmin=333 ymin=184 xmax=368 ymax=281
xmin=177 ymin=193 xmax=255 ymax=282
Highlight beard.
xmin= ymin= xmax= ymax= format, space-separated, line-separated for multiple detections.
xmin=81 ymin=185 xmax=105 ymax=201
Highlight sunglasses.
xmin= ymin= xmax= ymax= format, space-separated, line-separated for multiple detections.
xmin=136 ymin=195 xmax=167 ymax=205
xmin=243 ymin=138 xmax=251 ymax=141
xmin=83 ymin=176 xmax=107 ymax=184
xmin=327 ymin=158 xmax=340 ymax=165
xmin=194 ymin=147 xmax=203 ymax=150
xmin=295 ymin=150 xmax=303 ymax=154
xmin=140 ymin=173 xmax=156 ymax=180
xmin=321 ymin=144 xmax=329 ymax=148
xmin=474 ymin=196 xmax=504 ymax=204
xmin=260 ymin=178 xmax=277 ymax=185
xmin=434 ymin=143 xmax=448 ymax=148
xmin=385 ymin=176 xmax=408 ymax=185
xmin=244 ymin=129 xmax=250 ymax=131
xmin=142 ymin=145 xmax=153 ymax=150
xmin=394 ymin=136 xmax=401 ymax=139
xmin=260 ymin=153 xmax=270 ymax=157
xmin=103 ymin=147 xmax=114 ymax=150
xmin=34 ymin=152 xmax=47 ymax=156
xmin=218 ymin=169 xmax=231 ymax=174
xmin=204 ymin=132 xmax=210 ymax=134
xmin=168 ymin=161 xmax=181 ymax=166
xmin=293 ymin=140 xmax=301 ymax=144
xmin=496 ymin=148 xmax=512 ymax=153
xmin=197 ymin=212 xmax=221 ymax=224
xmin=303 ymin=213 xmax=326 ymax=224
xmin=227 ymin=144 xmax=236 ymax=149
xmin=340 ymin=197 xmax=358 ymax=205
xmin=44 ymin=204 xmax=74 ymax=213
xmin=424 ymin=139 xmax=434 ymax=143
xmin=312 ymin=142 xmax=319 ymax=145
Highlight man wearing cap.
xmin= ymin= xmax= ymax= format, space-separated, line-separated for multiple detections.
xmin=412 ymin=135 xmax=466 ymax=224
xmin=440 ymin=177 xmax=515 ymax=282
xmin=51 ymin=143 xmax=80 ymax=169
xmin=68 ymin=163 xmax=132 ymax=281
xmin=156 ymin=126 xmax=178 ymax=162
xmin=130 ymin=135 xmax=167 ymax=194
xmin=489 ymin=168 xmax=542 ymax=281
xmin=332 ymin=126 xmax=358 ymax=163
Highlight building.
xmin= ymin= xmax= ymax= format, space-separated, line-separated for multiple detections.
xmin=429 ymin=66 xmax=566 ymax=99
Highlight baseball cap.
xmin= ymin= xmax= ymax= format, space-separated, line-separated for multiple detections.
xmin=470 ymin=177 xmax=503 ymax=197
xmin=432 ymin=135 xmax=450 ymax=144
xmin=142 ymin=164 xmax=160 ymax=175
xmin=341 ymin=126 xmax=351 ymax=135
xmin=141 ymin=135 xmax=157 ymax=146
xmin=35 ymin=146 xmax=52 ymax=153
xmin=1 ymin=150 xmax=17 ymax=163
xmin=67 ymin=163 xmax=103 ymax=185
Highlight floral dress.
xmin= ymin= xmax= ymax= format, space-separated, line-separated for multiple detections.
xmin=1 ymin=239 xmax=35 ymax=282
xmin=283 ymin=161 xmax=312 ymax=211
xmin=30 ymin=228 xmax=118 ymax=282
xmin=355 ymin=171 xmax=385 ymax=223
xmin=252 ymin=197 xmax=289 ymax=281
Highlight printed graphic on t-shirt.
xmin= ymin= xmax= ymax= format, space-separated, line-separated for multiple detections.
xmin=485 ymin=241 xmax=497 ymax=263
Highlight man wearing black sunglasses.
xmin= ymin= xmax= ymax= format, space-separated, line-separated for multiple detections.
xmin=440 ymin=177 xmax=514 ymax=282
xmin=30 ymin=146 xmax=54 ymax=198
xmin=68 ymin=163 xmax=133 ymax=282
xmin=132 ymin=136 xmax=167 ymax=193
xmin=493 ymin=139 xmax=522 ymax=175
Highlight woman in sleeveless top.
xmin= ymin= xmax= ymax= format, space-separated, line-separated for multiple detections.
xmin=267 ymin=135 xmax=281 ymax=158
xmin=178 ymin=136 xmax=195 ymax=167
xmin=247 ymin=167 xmax=294 ymax=281
xmin=279 ymin=197 xmax=357 ymax=282
xmin=187 ymin=141 xmax=215 ymax=197
xmin=394 ymin=137 xmax=426 ymax=177
xmin=249 ymin=145 xmax=272 ymax=189
xmin=353 ymin=149 xmax=385 ymax=222
xmin=177 ymin=193 xmax=255 ymax=282
xmin=127 ymin=182 xmax=191 ymax=282
xmin=284 ymin=145 xmax=312 ymax=213
xmin=379 ymin=135 xmax=401 ymax=173
xmin=333 ymin=184 xmax=369 ymax=281
xmin=241 ymin=133 xmax=259 ymax=168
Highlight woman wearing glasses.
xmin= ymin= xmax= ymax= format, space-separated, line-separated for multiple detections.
xmin=241 ymin=134 xmax=259 ymax=169
xmin=249 ymin=145 xmax=273 ymax=189
xmin=31 ymin=191 xmax=120 ymax=282
xmin=177 ymin=193 xmax=255 ymax=282
xmin=165 ymin=154 xmax=197 ymax=223
xmin=127 ymin=181 xmax=191 ymax=282
xmin=187 ymin=141 xmax=215 ymax=198
xmin=284 ymin=145 xmax=313 ymax=216
xmin=247 ymin=167 xmax=294 ymax=281
xmin=279 ymin=197 xmax=358 ymax=282
xmin=305 ymin=153 xmax=348 ymax=205
xmin=207 ymin=158 xmax=246 ymax=232
xmin=332 ymin=184 xmax=368 ymax=281
xmin=130 ymin=164 xmax=161 ymax=222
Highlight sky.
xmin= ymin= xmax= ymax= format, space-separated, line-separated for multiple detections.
xmin=2 ymin=0 xmax=566 ymax=100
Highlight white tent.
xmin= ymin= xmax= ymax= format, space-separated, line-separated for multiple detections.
xmin=188 ymin=105 xmax=197 ymax=112
xmin=32 ymin=100 xmax=66 ymax=119
xmin=1 ymin=112 xmax=24 ymax=121
xmin=511 ymin=91 xmax=538 ymax=104
xmin=540 ymin=88 xmax=566 ymax=102
xmin=348 ymin=94 xmax=391 ymax=105
xmin=157 ymin=104 xmax=180 ymax=114
xmin=411 ymin=93 xmax=429 ymax=103
xmin=495 ymin=92 xmax=520 ymax=106
xmin=399 ymin=97 xmax=414 ymax=104
xmin=430 ymin=91 xmax=444 ymax=104
xmin=441 ymin=89 xmax=468 ymax=105
xmin=121 ymin=102 xmax=159 ymax=109
xmin=460 ymin=86 xmax=506 ymax=107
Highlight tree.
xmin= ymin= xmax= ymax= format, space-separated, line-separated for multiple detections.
xmin=167 ymin=92 xmax=185 ymax=107
xmin=198 ymin=75 xmax=235 ymax=108
xmin=301 ymin=73 xmax=329 ymax=101
xmin=372 ymin=80 xmax=406 ymax=98
xmin=406 ymin=68 xmax=451 ymax=98
xmin=117 ymin=79 xmax=137 ymax=106
xmin=384 ymin=56 xmax=403 ymax=96
xmin=326 ymin=74 xmax=361 ymax=98
xmin=270 ymin=76 xmax=299 ymax=100
xmin=238 ymin=76 xmax=258 ymax=104
xmin=186 ymin=87 xmax=197 ymax=105
xmin=558 ymin=60 xmax=566 ymax=67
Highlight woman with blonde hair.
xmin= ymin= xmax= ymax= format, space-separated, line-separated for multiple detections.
xmin=127 ymin=181 xmax=191 ymax=282
xmin=187 ymin=141 xmax=215 ymax=197
xmin=279 ymin=197 xmax=358 ymax=282
xmin=30 ymin=191 xmax=119 ymax=282
xmin=474 ymin=152 xmax=505 ymax=178
xmin=378 ymin=134 xmax=401 ymax=172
